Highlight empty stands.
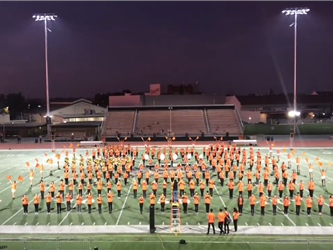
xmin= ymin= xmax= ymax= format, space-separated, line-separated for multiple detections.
xmin=171 ymin=110 xmax=206 ymax=136
xmin=135 ymin=110 xmax=169 ymax=136
xmin=104 ymin=111 xmax=135 ymax=136
xmin=206 ymin=109 xmax=242 ymax=135
xmin=102 ymin=106 xmax=243 ymax=138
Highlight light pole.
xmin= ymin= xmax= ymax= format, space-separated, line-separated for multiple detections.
xmin=282 ymin=8 xmax=309 ymax=139
xmin=168 ymin=107 xmax=173 ymax=136
xmin=32 ymin=13 xmax=57 ymax=138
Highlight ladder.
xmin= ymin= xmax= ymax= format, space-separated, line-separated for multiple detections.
xmin=170 ymin=190 xmax=181 ymax=234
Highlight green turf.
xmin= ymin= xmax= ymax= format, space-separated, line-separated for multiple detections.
xmin=1 ymin=235 xmax=333 ymax=250
xmin=0 ymin=147 xmax=333 ymax=228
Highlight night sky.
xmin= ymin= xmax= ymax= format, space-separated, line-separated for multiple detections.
xmin=1 ymin=1 xmax=333 ymax=98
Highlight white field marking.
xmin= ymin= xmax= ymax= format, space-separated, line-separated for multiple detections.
xmin=317 ymin=223 xmax=321 ymax=226
xmin=24 ymin=222 xmax=28 ymax=226
xmin=281 ymin=223 xmax=284 ymax=226
xmin=186 ymin=222 xmax=188 ymax=225
xmin=330 ymin=223 xmax=333 ymax=226
xmin=47 ymin=222 xmax=50 ymax=226
xmin=198 ymin=222 xmax=200 ymax=226
xmin=162 ymin=222 xmax=164 ymax=225
xmin=1 ymin=176 xmax=63 ymax=225
xmin=257 ymin=223 xmax=260 ymax=226
xmin=115 ymin=184 xmax=133 ymax=225
xmin=305 ymin=223 xmax=309 ymax=226
xmin=127 ymin=222 xmax=130 ymax=225
xmin=58 ymin=212 xmax=71 ymax=225
xmin=139 ymin=222 xmax=141 ymax=225
xmin=105 ymin=222 xmax=107 ymax=225
xmin=245 ymin=222 xmax=248 ymax=226
xmin=13 ymin=222 xmax=16 ymax=225
xmin=70 ymin=222 xmax=73 ymax=226
xmin=93 ymin=222 xmax=96 ymax=226
xmin=36 ymin=222 xmax=39 ymax=226
xmin=213 ymin=185 xmax=226 ymax=207
xmin=81 ymin=222 xmax=84 ymax=225
xmin=269 ymin=223 xmax=272 ymax=226
xmin=285 ymin=215 xmax=297 ymax=226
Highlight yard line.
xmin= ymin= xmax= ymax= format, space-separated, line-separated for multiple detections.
xmin=213 ymin=185 xmax=226 ymax=207
xmin=93 ymin=222 xmax=96 ymax=226
xmin=257 ymin=223 xmax=260 ymax=226
xmin=186 ymin=222 xmax=188 ymax=225
xmin=47 ymin=222 xmax=50 ymax=226
xmin=1 ymin=176 xmax=62 ymax=225
xmin=139 ymin=222 xmax=141 ymax=225
xmin=269 ymin=223 xmax=272 ymax=226
xmin=245 ymin=222 xmax=248 ymax=226
xmin=115 ymin=184 xmax=133 ymax=226
xmin=13 ymin=222 xmax=16 ymax=225
xmin=330 ymin=223 xmax=333 ymax=227
xmin=305 ymin=223 xmax=309 ymax=226
xmin=36 ymin=222 xmax=39 ymax=226
xmin=317 ymin=223 xmax=321 ymax=226
xmin=24 ymin=222 xmax=28 ymax=226
xmin=162 ymin=222 xmax=164 ymax=225
xmin=58 ymin=212 xmax=71 ymax=225
xmin=285 ymin=215 xmax=297 ymax=226
xmin=198 ymin=222 xmax=200 ymax=226
xmin=105 ymin=222 xmax=107 ymax=225
xmin=127 ymin=222 xmax=130 ymax=225
xmin=281 ymin=223 xmax=284 ymax=226
xmin=70 ymin=222 xmax=73 ymax=226
xmin=81 ymin=222 xmax=84 ymax=225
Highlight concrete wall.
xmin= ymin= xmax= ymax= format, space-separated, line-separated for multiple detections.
xmin=109 ymin=95 xmax=141 ymax=106
xmin=0 ymin=114 xmax=10 ymax=124
xmin=225 ymin=96 xmax=241 ymax=113
xmin=142 ymin=94 xmax=226 ymax=106
xmin=240 ymin=111 xmax=263 ymax=124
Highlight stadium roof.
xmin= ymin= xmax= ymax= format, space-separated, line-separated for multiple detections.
xmin=51 ymin=121 xmax=101 ymax=127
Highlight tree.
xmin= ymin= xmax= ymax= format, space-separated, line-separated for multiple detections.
xmin=5 ymin=93 xmax=25 ymax=119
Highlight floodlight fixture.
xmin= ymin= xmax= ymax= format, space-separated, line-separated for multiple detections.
xmin=282 ymin=8 xmax=310 ymax=15
xmin=288 ymin=111 xmax=300 ymax=117
xmin=33 ymin=14 xmax=57 ymax=21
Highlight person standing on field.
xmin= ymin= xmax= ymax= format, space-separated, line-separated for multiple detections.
xmin=207 ymin=209 xmax=216 ymax=235
xmin=33 ymin=193 xmax=40 ymax=215
xmin=45 ymin=192 xmax=52 ymax=214
xmin=217 ymin=208 xmax=225 ymax=235
xmin=233 ymin=208 xmax=240 ymax=232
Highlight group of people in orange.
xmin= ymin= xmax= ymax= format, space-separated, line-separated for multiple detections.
xmin=9 ymin=142 xmax=333 ymax=224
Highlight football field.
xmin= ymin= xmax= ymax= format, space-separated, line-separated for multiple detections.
xmin=0 ymin=145 xmax=333 ymax=229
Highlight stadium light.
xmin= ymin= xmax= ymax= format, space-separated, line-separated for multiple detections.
xmin=282 ymin=7 xmax=309 ymax=139
xmin=32 ymin=13 xmax=57 ymax=138
xmin=288 ymin=110 xmax=300 ymax=117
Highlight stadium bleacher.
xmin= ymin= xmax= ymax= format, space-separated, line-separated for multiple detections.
xmin=102 ymin=105 xmax=243 ymax=139
xmin=104 ymin=111 xmax=135 ymax=136
xmin=171 ymin=109 xmax=206 ymax=136
xmin=135 ymin=110 xmax=170 ymax=136
xmin=206 ymin=109 xmax=242 ymax=135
